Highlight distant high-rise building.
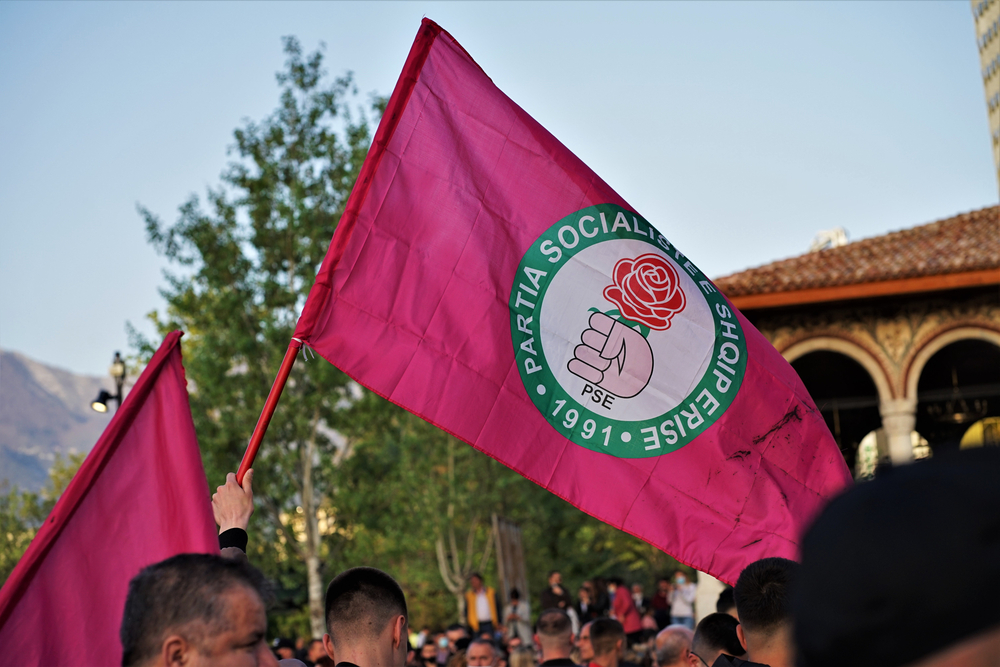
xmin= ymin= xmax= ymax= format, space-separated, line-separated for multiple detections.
xmin=973 ymin=0 xmax=1000 ymax=192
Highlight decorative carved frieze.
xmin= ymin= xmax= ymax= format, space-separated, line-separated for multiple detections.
xmin=749 ymin=290 xmax=1000 ymax=398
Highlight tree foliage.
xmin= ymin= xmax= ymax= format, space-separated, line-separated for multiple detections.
xmin=137 ymin=36 xmax=373 ymax=637
xmin=0 ymin=452 xmax=86 ymax=585
xmin=136 ymin=36 xmax=688 ymax=637
xmin=336 ymin=397 xmax=688 ymax=628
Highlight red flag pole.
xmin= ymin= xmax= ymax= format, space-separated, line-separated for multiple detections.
xmin=236 ymin=338 xmax=303 ymax=484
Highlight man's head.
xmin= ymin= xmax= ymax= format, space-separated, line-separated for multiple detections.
xmin=577 ymin=621 xmax=595 ymax=662
xmin=606 ymin=577 xmax=622 ymax=594
xmin=306 ymin=638 xmax=327 ymax=663
xmin=715 ymin=588 xmax=737 ymax=620
xmin=733 ymin=557 xmax=798 ymax=664
xmin=469 ymin=573 xmax=484 ymax=592
xmin=445 ymin=624 xmax=468 ymax=652
xmin=420 ymin=642 xmax=438 ymax=665
xmin=272 ymin=638 xmax=294 ymax=659
xmin=120 ymin=553 xmax=277 ymax=667
xmin=590 ymin=618 xmax=625 ymax=659
xmin=794 ymin=447 xmax=1000 ymax=667
xmin=548 ymin=570 xmax=561 ymax=586
xmin=672 ymin=571 xmax=688 ymax=586
xmin=324 ymin=566 xmax=408 ymax=664
xmin=466 ymin=639 xmax=497 ymax=667
xmin=534 ymin=608 xmax=574 ymax=661
xmin=653 ymin=625 xmax=693 ymax=667
xmin=657 ymin=578 xmax=670 ymax=594
xmin=690 ymin=613 xmax=745 ymax=667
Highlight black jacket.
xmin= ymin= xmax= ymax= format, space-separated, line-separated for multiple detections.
xmin=711 ymin=656 xmax=768 ymax=667
xmin=540 ymin=585 xmax=572 ymax=611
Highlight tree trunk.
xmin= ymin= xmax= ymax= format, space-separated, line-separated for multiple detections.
xmin=303 ymin=413 xmax=326 ymax=639
xmin=434 ymin=440 xmax=497 ymax=626
xmin=456 ymin=592 xmax=466 ymax=626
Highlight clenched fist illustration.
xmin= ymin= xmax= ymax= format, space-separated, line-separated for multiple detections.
xmin=567 ymin=312 xmax=654 ymax=399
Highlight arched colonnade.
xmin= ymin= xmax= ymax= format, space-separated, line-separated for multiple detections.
xmin=780 ymin=326 xmax=1000 ymax=466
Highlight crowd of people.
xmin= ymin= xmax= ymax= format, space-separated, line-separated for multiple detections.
xmin=397 ymin=568 xmax=705 ymax=667
xmin=119 ymin=446 xmax=1000 ymax=667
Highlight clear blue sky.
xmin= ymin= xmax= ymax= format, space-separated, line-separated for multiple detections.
xmin=0 ymin=1 xmax=995 ymax=377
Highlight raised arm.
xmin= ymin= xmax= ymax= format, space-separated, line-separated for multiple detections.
xmin=212 ymin=469 xmax=254 ymax=561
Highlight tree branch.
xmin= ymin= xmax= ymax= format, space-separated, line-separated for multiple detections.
xmin=436 ymin=536 xmax=460 ymax=594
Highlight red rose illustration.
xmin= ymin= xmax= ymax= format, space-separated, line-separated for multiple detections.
xmin=603 ymin=253 xmax=686 ymax=330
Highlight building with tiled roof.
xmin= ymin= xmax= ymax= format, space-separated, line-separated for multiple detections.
xmin=715 ymin=205 xmax=1000 ymax=477
xmin=717 ymin=205 xmax=999 ymax=309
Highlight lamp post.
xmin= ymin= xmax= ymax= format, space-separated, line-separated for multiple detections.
xmin=90 ymin=352 xmax=126 ymax=413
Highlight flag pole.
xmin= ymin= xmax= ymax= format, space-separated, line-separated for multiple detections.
xmin=236 ymin=338 xmax=303 ymax=484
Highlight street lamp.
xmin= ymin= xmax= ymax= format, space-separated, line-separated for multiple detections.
xmin=91 ymin=352 xmax=126 ymax=413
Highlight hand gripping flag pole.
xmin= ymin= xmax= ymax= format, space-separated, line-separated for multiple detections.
xmin=235 ymin=338 xmax=302 ymax=485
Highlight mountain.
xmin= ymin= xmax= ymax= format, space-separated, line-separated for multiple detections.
xmin=0 ymin=350 xmax=113 ymax=492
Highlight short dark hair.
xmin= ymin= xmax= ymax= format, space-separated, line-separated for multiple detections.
xmin=693 ymin=613 xmax=743 ymax=658
xmin=120 ymin=553 xmax=268 ymax=667
xmin=469 ymin=637 xmax=497 ymax=657
xmin=590 ymin=618 xmax=624 ymax=656
xmin=536 ymin=608 xmax=572 ymax=637
xmin=325 ymin=567 xmax=407 ymax=645
xmin=716 ymin=587 xmax=736 ymax=614
xmin=733 ymin=558 xmax=798 ymax=634
xmin=547 ymin=570 xmax=559 ymax=578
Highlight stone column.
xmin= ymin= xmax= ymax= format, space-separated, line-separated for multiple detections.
xmin=879 ymin=398 xmax=917 ymax=465
xmin=695 ymin=572 xmax=726 ymax=624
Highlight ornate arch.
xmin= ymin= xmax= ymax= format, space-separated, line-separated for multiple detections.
xmin=904 ymin=326 xmax=1000 ymax=400
xmin=781 ymin=336 xmax=894 ymax=405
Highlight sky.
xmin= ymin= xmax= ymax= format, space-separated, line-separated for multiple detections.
xmin=0 ymin=1 xmax=995 ymax=377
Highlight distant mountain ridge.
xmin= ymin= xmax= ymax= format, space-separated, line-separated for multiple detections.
xmin=0 ymin=350 xmax=113 ymax=492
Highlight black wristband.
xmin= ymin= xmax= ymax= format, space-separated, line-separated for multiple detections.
xmin=219 ymin=527 xmax=248 ymax=552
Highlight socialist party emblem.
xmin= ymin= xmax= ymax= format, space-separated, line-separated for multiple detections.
xmin=509 ymin=204 xmax=747 ymax=457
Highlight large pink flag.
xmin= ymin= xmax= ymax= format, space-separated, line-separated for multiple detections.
xmin=0 ymin=331 xmax=218 ymax=664
xmin=294 ymin=19 xmax=851 ymax=584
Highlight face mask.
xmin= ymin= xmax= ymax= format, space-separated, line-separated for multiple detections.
xmin=676 ymin=576 xmax=686 ymax=585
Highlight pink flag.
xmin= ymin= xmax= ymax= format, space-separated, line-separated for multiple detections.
xmin=0 ymin=331 xmax=218 ymax=664
xmin=294 ymin=20 xmax=851 ymax=584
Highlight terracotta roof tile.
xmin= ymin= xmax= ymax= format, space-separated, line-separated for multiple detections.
xmin=714 ymin=205 xmax=1000 ymax=297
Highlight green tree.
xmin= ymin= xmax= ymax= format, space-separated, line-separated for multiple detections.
xmin=0 ymin=452 xmax=86 ymax=585
xmin=333 ymin=393 xmax=688 ymax=629
xmin=137 ymin=36 xmax=376 ymax=638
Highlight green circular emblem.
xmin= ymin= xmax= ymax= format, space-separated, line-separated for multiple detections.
xmin=510 ymin=204 xmax=747 ymax=457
